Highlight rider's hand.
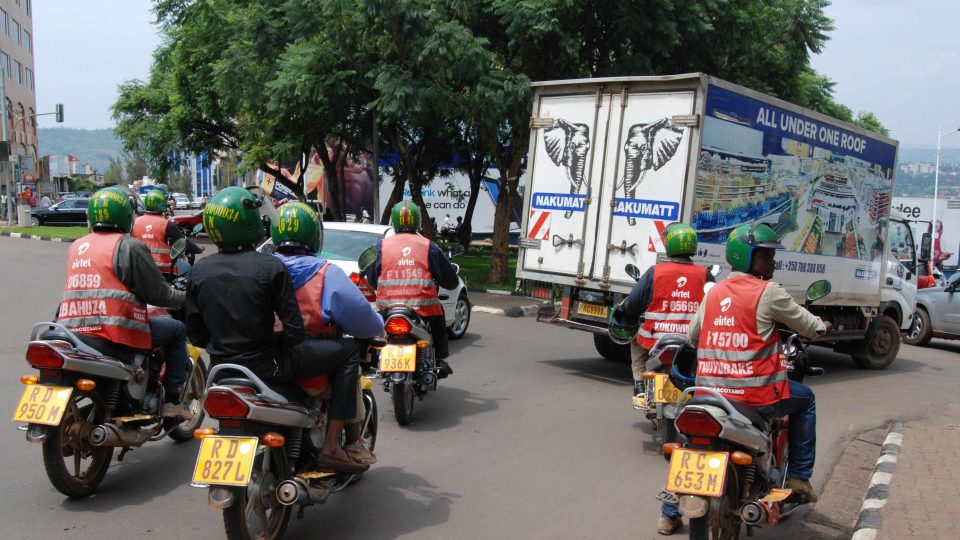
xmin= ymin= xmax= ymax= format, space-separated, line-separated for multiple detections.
xmin=819 ymin=321 xmax=833 ymax=335
xmin=171 ymin=276 xmax=189 ymax=291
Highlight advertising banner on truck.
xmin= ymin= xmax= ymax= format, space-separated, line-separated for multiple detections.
xmin=693 ymin=84 xmax=898 ymax=302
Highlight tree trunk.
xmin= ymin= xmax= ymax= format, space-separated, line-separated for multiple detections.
xmin=460 ymin=154 xmax=485 ymax=249
xmin=487 ymin=130 xmax=528 ymax=284
xmin=316 ymin=143 xmax=344 ymax=220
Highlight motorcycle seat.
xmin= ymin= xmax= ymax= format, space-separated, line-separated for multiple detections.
xmin=687 ymin=394 xmax=769 ymax=431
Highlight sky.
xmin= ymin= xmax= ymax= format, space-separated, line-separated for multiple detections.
xmin=32 ymin=0 xmax=960 ymax=149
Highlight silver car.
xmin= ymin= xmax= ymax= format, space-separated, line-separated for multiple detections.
xmin=905 ymin=272 xmax=960 ymax=346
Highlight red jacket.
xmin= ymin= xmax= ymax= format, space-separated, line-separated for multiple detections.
xmin=132 ymin=214 xmax=175 ymax=274
xmin=376 ymin=234 xmax=443 ymax=317
xmin=636 ymin=262 xmax=707 ymax=349
xmin=695 ymin=275 xmax=788 ymax=406
xmin=295 ymin=262 xmax=339 ymax=338
xmin=60 ymin=233 xmax=152 ymax=349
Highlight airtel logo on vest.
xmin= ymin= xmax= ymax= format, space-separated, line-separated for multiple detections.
xmin=676 ymin=276 xmax=687 ymax=288
xmin=713 ymin=297 xmax=735 ymax=327
xmin=397 ymin=246 xmax=414 ymax=266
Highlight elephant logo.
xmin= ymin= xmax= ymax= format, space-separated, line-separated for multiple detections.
xmin=543 ymin=118 xmax=591 ymax=219
xmin=619 ymin=118 xmax=685 ymax=225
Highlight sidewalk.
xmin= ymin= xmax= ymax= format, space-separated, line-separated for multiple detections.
xmin=468 ymin=290 xmax=556 ymax=317
xmin=872 ymin=403 xmax=960 ymax=539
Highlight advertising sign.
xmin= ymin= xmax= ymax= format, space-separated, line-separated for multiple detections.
xmin=893 ymin=196 xmax=959 ymax=266
xmin=693 ymin=85 xmax=898 ymax=302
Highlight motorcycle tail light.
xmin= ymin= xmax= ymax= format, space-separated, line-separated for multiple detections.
xmin=203 ymin=389 xmax=250 ymax=419
xmin=349 ymin=272 xmax=378 ymax=302
xmin=25 ymin=342 xmax=65 ymax=369
xmin=657 ymin=347 xmax=677 ymax=367
xmin=675 ymin=408 xmax=722 ymax=437
xmin=386 ymin=316 xmax=412 ymax=336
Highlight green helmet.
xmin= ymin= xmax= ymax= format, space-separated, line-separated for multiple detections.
xmin=391 ymin=200 xmax=420 ymax=232
xmin=203 ymin=186 xmax=265 ymax=251
xmin=88 ymin=187 xmax=134 ymax=233
xmin=608 ymin=306 xmax=638 ymax=346
xmin=271 ymin=201 xmax=322 ymax=254
xmin=663 ymin=222 xmax=698 ymax=257
xmin=143 ymin=189 xmax=168 ymax=214
xmin=726 ymin=222 xmax=784 ymax=273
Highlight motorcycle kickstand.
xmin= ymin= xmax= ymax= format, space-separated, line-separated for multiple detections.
xmin=117 ymin=447 xmax=133 ymax=462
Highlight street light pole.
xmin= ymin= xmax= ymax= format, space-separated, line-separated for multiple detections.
xmin=933 ymin=126 xmax=960 ymax=247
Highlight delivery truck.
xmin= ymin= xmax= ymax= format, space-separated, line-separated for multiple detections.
xmin=518 ymin=73 xmax=917 ymax=370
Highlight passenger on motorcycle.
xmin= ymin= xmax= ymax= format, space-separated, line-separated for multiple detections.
xmin=270 ymin=202 xmax=384 ymax=465
xmin=132 ymin=188 xmax=203 ymax=275
xmin=58 ymin=187 xmax=191 ymax=420
xmin=363 ymin=200 xmax=459 ymax=376
xmin=608 ymin=223 xmax=712 ymax=404
xmin=184 ymin=187 xmax=366 ymax=473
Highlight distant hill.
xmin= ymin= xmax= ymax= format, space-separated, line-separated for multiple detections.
xmin=898 ymin=145 xmax=960 ymax=164
xmin=38 ymin=127 xmax=122 ymax=173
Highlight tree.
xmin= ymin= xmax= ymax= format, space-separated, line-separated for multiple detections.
xmin=103 ymin=157 xmax=124 ymax=185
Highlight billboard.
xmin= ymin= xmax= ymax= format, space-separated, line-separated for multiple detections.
xmin=693 ymin=85 xmax=898 ymax=299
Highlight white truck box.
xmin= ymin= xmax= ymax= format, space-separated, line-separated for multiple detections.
xmin=518 ymin=73 xmax=916 ymax=369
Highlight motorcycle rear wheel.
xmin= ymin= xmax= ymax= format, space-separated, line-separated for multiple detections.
xmin=165 ymin=359 xmax=208 ymax=442
xmin=42 ymin=391 xmax=114 ymax=498
xmin=688 ymin=465 xmax=741 ymax=540
xmin=392 ymin=381 xmax=414 ymax=426
xmin=223 ymin=446 xmax=290 ymax=540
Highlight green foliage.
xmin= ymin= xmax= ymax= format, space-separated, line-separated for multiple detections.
xmin=67 ymin=177 xmax=95 ymax=192
xmin=9 ymin=226 xmax=89 ymax=239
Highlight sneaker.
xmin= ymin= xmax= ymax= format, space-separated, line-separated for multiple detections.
xmin=657 ymin=516 xmax=682 ymax=535
xmin=160 ymin=401 xmax=192 ymax=421
xmin=786 ymin=476 xmax=818 ymax=503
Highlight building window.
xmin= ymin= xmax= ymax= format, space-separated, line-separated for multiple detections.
xmin=23 ymin=30 xmax=30 ymax=53
xmin=0 ymin=10 xmax=7 ymax=35
xmin=24 ymin=67 xmax=32 ymax=89
xmin=0 ymin=52 xmax=8 ymax=79
xmin=11 ymin=19 xmax=19 ymax=44
xmin=14 ymin=60 xmax=22 ymax=85
xmin=24 ymin=0 xmax=30 ymax=17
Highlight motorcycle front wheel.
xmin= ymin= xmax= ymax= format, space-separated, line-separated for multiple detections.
xmin=392 ymin=380 xmax=414 ymax=426
xmin=223 ymin=445 xmax=291 ymax=540
xmin=42 ymin=390 xmax=114 ymax=498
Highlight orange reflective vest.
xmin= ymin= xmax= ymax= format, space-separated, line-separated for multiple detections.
xmin=376 ymin=234 xmax=442 ymax=317
xmin=60 ymin=233 xmax=152 ymax=350
xmin=295 ymin=262 xmax=339 ymax=338
xmin=695 ymin=275 xmax=788 ymax=407
xmin=636 ymin=262 xmax=708 ymax=349
xmin=131 ymin=214 xmax=175 ymax=275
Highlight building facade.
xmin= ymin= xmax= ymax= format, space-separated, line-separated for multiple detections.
xmin=0 ymin=0 xmax=35 ymax=207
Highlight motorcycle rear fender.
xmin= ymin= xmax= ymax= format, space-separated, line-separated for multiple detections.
xmin=60 ymin=355 xmax=148 ymax=400
xmin=679 ymin=404 xmax=769 ymax=453
xmin=207 ymin=385 xmax=315 ymax=428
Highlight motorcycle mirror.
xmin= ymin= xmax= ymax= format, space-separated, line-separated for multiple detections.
xmin=358 ymin=246 xmax=378 ymax=274
xmin=624 ymin=264 xmax=642 ymax=281
xmin=451 ymin=263 xmax=461 ymax=274
xmin=192 ymin=223 xmax=204 ymax=235
xmin=704 ymin=281 xmax=715 ymax=295
xmin=708 ymin=264 xmax=721 ymax=278
xmin=805 ymin=279 xmax=832 ymax=303
xmin=170 ymin=238 xmax=187 ymax=261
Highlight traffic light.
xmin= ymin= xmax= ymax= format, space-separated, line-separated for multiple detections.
xmin=55 ymin=103 xmax=63 ymax=123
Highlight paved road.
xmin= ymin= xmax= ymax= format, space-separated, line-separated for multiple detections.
xmin=3 ymin=235 xmax=960 ymax=539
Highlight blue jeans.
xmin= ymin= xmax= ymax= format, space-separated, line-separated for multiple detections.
xmin=150 ymin=316 xmax=188 ymax=386
xmin=660 ymin=380 xmax=816 ymax=518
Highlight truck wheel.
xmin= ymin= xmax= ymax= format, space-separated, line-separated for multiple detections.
xmin=903 ymin=308 xmax=933 ymax=347
xmin=593 ymin=333 xmax=631 ymax=363
xmin=852 ymin=315 xmax=900 ymax=370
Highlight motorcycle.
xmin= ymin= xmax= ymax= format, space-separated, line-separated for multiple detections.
xmin=376 ymin=304 xmax=440 ymax=425
xmin=192 ymin=358 xmax=379 ymax=540
xmin=12 ymin=239 xmax=207 ymax=497
xmin=660 ymin=279 xmax=830 ymax=539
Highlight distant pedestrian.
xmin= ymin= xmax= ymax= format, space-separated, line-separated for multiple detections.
xmin=1 ymin=191 xmax=7 ymax=220
xmin=361 ymin=207 xmax=371 ymax=223
xmin=441 ymin=213 xmax=451 ymax=231
xmin=40 ymin=195 xmax=51 ymax=208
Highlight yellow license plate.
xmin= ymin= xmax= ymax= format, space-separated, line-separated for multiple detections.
xmin=379 ymin=344 xmax=417 ymax=372
xmin=576 ymin=302 xmax=609 ymax=318
xmin=666 ymin=448 xmax=729 ymax=497
xmin=12 ymin=385 xmax=73 ymax=426
xmin=192 ymin=436 xmax=259 ymax=487
xmin=654 ymin=374 xmax=682 ymax=404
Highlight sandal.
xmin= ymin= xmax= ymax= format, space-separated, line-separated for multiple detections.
xmin=344 ymin=438 xmax=378 ymax=465
xmin=313 ymin=452 xmax=369 ymax=474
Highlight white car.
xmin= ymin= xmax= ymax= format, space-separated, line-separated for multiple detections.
xmin=260 ymin=222 xmax=471 ymax=339
xmin=173 ymin=194 xmax=191 ymax=210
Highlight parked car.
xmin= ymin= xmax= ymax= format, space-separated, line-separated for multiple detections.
xmin=172 ymin=193 xmax=191 ymax=210
xmin=259 ymin=222 xmax=472 ymax=339
xmin=905 ymin=272 xmax=960 ymax=346
xmin=188 ymin=196 xmax=203 ymax=209
xmin=172 ymin=210 xmax=204 ymax=236
xmin=30 ymin=198 xmax=90 ymax=226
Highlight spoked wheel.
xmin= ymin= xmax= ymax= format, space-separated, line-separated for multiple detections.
xmin=42 ymin=390 xmax=114 ymax=498
xmin=223 ymin=446 xmax=291 ymax=540
xmin=165 ymin=359 xmax=208 ymax=442
xmin=391 ymin=380 xmax=414 ymax=426
xmin=688 ymin=466 xmax=741 ymax=540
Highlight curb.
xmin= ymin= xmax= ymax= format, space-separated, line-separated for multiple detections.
xmin=0 ymin=231 xmax=75 ymax=242
xmin=472 ymin=304 xmax=547 ymax=318
xmin=466 ymin=287 xmax=525 ymax=296
xmin=850 ymin=423 xmax=904 ymax=540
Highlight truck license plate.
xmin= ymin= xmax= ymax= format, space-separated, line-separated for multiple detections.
xmin=666 ymin=448 xmax=729 ymax=497
xmin=191 ymin=436 xmax=259 ymax=487
xmin=576 ymin=301 xmax=608 ymax=319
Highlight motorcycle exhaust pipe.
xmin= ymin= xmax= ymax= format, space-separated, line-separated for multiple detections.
xmin=88 ymin=424 xmax=149 ymax=447
xmin=422 ymin=372 xmax=436 ymax=387
xmin=740 ymin=501 xmax=766 ymax=525
xmin=276 ymin=478 xmax=332 ymax=506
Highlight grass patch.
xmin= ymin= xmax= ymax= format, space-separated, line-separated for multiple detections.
xmin=4 ymin=226 xmax=88 ymax=239
xmin=456 ymin=253 xmax=518 ymax=292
